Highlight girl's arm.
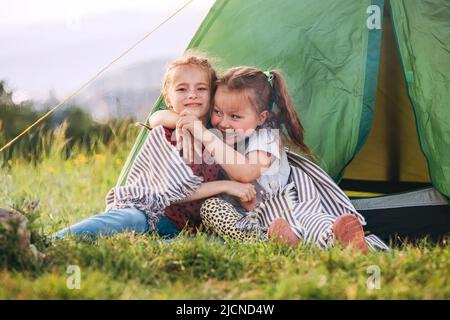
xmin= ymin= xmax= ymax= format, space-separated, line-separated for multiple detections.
xmin=148 ymin=110 xmax=180 ymax=129
xmin=149 ymin=110 xmax=193 ymax=156
xmin=176 ymin=114 xmax=274 ymax=183
xmin=210 ymin=135 xmax=272 ymax=183
xmin=175 ymin=180 xmax=256 ymax=204
xmin=177 ymin=116 xmax=272 ymax=183
xmin=204 ymin=131 xmax=273 ymax=183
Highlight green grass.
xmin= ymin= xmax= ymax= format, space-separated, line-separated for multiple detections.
xmin=0 ymin=127 xmax=449 ymax=299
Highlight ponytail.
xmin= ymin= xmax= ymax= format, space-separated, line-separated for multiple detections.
xmin=270 ymin=70 xmax=314 ymax=159
xmin=217 ymin=67 xmax=314 ymax=159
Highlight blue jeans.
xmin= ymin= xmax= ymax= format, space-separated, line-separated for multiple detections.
xmin=53 ymin=207 xmax=180 ymax=239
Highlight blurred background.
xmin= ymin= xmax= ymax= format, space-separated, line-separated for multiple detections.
xmin=0 ymin=0 xmax=215 ymax=163
xmin=1 ymin=0 xmax=215 ymax=120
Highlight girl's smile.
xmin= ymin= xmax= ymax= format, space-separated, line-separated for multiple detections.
xmin=165 ymin=65 xmax=211 ymax=121
xmin=211 ymin=86 xmax=268 ymax=143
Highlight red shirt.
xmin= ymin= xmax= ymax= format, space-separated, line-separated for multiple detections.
xmin=162 ymin=128 xmax=220 ymax=231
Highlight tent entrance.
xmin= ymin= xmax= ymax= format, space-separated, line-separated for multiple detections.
xmin=340 ymin=2 xmax=431 ymax=197
xmin=339 ymin=2 xmax=450 ymax=243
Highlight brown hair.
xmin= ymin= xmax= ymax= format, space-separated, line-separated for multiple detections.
xmin=162 ymin=50 xmax=217 ymax=108
xmin=216 ymin=67 xmax=313 ymax=158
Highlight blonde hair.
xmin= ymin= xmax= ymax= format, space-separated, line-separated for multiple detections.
xmin=162 ymin=50 xmax=217 ymax=107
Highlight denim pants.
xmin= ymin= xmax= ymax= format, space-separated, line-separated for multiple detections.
xmin=53 ymin=207 xmax=180 ymax=239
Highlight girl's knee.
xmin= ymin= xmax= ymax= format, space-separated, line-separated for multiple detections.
xmin=201 ymin=198 xmax=221 ymax=210
xmin=124 ymin=209 xmax=148 ymax=232
xmin=200 ymin=208 xmax=213 ymax=227
xmin=101 ymin=208 xmax=148 ymax=233
xmin=200 ymin=198 xmax=221 ymax=222
xmin=128 ymin=209 xmax=147 ymax=224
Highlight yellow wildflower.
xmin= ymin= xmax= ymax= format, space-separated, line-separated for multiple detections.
xmin=74 ymin=154 xmax=88 ymax=164
xmin=94 ymin=154 xmax=105 ymax=161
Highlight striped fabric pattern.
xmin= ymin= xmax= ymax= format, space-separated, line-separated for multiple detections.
xmin=245 ymin=151 xmax=390 ymax=251
xmin=104 ymin=127 xmax=389 ymax=251
xmin=105 ymin=126 xmax=203 ymax=230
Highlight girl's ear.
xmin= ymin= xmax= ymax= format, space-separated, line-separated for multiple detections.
xmin=164 ymin=95 xmax=172 ymax=109
xmin=257 ymin=110 xmax=269 ymax=126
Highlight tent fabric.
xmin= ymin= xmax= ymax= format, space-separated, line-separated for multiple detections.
xmin=117 ymin=0 xmax=384 ymax=186
xmin=352 ymin=188 xmax=450 ymax=242
xmin=351 ymin=187 xmax=448 ymax=211
xmin=352 ymin=187 xmax=449 ymax=243
xmin=362 ymin=204 xmax=450 ymax=244
xmin=342 ymin=5 xmax=431 ymax=185
xmin=389 ymin=0 xmax=450 ymax=198
xmin=188 ymin=0 xmax=384 ymax=181
xmin=116 ymin=0 xmax=450 ymax=235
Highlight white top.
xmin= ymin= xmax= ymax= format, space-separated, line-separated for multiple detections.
xmin=219 ymin=128 xmax=291 ymax=214
xmin=245 ymin=128 xmax=291 ymax=193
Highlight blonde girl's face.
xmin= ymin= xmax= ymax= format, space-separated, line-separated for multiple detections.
xmin=165 ymin=65 xmax=211 ymax=120
xmin=211 ymin=86 xmax=268 ymax=143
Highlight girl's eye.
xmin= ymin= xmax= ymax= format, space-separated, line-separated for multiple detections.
xmin=176 ymin=88 xmax=186 ymax=92
xmin=231 ymin=114 xmax=241 ymax=120
xmin=213 ymin=109 xmax=222 ymax=116
xmin=198 ymin=87 xmax=208 ymax=91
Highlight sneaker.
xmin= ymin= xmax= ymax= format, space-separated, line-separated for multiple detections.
xmin=332 ymin=214 xmax=368 ymax=253
xmin=268 ymin=218 xmax=299 ymax=247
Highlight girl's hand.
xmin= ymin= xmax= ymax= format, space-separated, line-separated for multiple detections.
xmin=178 ymin=129 xmax=194 ymax=163
xmin=176 ymin=110 xmax=206 ymax=141
xmin=239 ymin=197 xmax=257 ymax=212
xmin=148 ymin=110 xmax=180 ymax=129
xmin=176 ymin=111 xmax=204 ymax=163
xmin=223 ymin=181 xmax=256 ymax=203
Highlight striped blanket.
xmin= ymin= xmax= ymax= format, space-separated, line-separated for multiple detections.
xmin=237 ymin=151 xmax=390 ymax=251
xmin=105 ymin=126 xmax=389 ymax=250
xmin=105 ymin=126 xmax=203 ymax=230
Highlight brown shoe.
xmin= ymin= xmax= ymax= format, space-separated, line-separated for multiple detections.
xmin=332 ymin=214 xmax=368 ymax=253
xmin=268 ymin=218 xmax=299 ymax=247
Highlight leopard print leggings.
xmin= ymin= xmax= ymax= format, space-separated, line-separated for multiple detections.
xmin=200 ymin=197 xmax=267 ymax=242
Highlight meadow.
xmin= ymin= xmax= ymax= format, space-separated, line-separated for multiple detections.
xmin=0 ymin=121 xmax=449 ymax=300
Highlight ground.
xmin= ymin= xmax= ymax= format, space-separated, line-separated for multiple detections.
xmin=0 ymin=133 xmax=449 ymax=299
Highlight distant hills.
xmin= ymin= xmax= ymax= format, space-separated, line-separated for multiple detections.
xmin=1 ymin=6 xmax=215 ymax=122
xmin=73 ymin=58 xmax=171 ymax=122
xmin=32 ymin=58 xmax=171 ymax=122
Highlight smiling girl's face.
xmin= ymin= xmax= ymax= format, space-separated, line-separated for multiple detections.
xmin=211 ymin=86 xmax=268 ymax=143
xmin=165 ymin=64 xmax=211 ymax=121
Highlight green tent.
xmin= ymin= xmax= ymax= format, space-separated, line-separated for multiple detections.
xmin=117 ymin=0 xmax=450 ymax=242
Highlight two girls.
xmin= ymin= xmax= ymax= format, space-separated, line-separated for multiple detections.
xmin=55 ymin=52 xmax=385 ymax=252
xmin=159 ymin=66 xmax=380 ymax=252
xmin=54 ymin=53 xmax=255 ymax=239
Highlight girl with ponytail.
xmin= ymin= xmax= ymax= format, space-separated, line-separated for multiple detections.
xmin=175 ymin=66 xmax=371 ymax=252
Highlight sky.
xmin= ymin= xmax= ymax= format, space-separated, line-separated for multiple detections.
xmin=0 ymin=0 xmax=215 ymax=102
xmin=1 ymin=0 xmax=213 ymax=26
